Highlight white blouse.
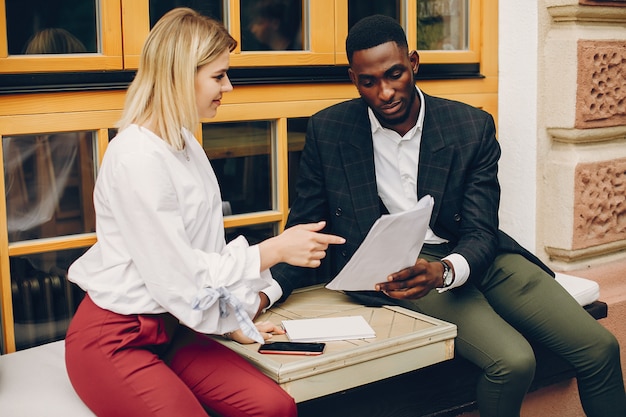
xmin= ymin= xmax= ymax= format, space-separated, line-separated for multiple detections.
xmin=68 ymin=125 xmax=272 ymax=337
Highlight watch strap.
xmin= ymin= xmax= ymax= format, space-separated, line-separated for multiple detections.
xmin=440 ymin=260 xmax=453 ymax=288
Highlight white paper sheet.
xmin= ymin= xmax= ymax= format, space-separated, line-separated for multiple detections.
xmin=282 ymin=316 xmax=376 ymax=342
xmin=325 ymin=195 xmax=434 ymax=291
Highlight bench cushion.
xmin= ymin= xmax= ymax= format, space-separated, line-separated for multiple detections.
xmin=555 ymin=272 xmax=600 ymax=307
xmin=0 ymin=340 xmax=94 ymax=416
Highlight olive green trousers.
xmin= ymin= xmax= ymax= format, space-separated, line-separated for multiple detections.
xmin=351 ymin=250 xmax=626 ymax=417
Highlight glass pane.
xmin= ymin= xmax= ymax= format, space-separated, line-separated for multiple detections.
xmin=5 ymin=0 xmax=97 ymax=55
xmin=226 ymin=223 xmax=277 ymax=245
xmin=108 ymin=128 xmax=118 ymax=142
xmin=3 ymin=131 xmax=97 ymax=242
xmin=241 ymin=0 xmax=303 ymax=51
xmin=287 ymin=117 xmax=307 ymax=207
xmin=418 ymin=0 xmax=468 ymax=51
xmin=202 ymin=121 xmax=273 ymax=215
xmin=149 ymin=0 xmax=224 ymax=27
xmin=11 ymin=249 xmax=87 ymax=351
xmin=348 ymin=0 xmax=401 ymax=29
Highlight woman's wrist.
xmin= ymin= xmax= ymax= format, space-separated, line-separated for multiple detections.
xmin=258 ymin=236 xmax=283 ymax=270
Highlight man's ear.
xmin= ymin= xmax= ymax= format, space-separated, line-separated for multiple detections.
xmin=409 ymin=50 xmax=420 ymax=74
xmin=348 ymin=68 xmax=357 ymax=86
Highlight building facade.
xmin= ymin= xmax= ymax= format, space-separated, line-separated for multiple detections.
xmin=499 ymin=0 xmax=626 ymax=271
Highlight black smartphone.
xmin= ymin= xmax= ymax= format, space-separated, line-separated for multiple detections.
xmin=258 ymin=341 xmax=326 ymax=356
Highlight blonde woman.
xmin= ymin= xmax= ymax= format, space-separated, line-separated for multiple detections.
xmin=64 ymin=8 xmax=343 ymax=417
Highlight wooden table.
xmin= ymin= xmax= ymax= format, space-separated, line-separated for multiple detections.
xmin=214 ymin=286 xmax=457 ymax=402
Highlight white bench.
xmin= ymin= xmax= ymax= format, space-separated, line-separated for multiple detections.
xmin=0 ymin=273 xmax=600 ymax=416
xmin=0 ymin=339 xmax=94 ymax=416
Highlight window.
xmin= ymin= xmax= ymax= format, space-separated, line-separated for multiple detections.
xmin=240 ymin=0 xmax=304 ymax=52
xmin=335 ymin=0 xmax=479 ymax=65
xmin=230 ymin=0 xmax=335 ymax=66
xmin=3 ymin=131 xmax=96 ymax=242
xmin=0 ymin=93 xmax=120 ymax=352
xmin=149 ymin=0 xmax=224 ymax=26
xmin=418 ymin=0 xmax=469 ymax=51
xmin=6 ymin=0 xmax=97 ymax=55
xmin=225 ymin=223 xmax=277 ymax=246
xmin=348 ymin=0 xmax=402 ymax=29
xmin=287 ymin=117 xmax=307 ymax=206
xmin=203 ymin=121 xmax=273 ymax=215
xmin=2 ymin=0 xmax=479 ymax=73
xmin=120 ymin=0 xmax=336 ymax=69
xmin=0 ymin=0 xmax=123 ymax=73
xmin=10 ymin=249 xmax=87 ymax=350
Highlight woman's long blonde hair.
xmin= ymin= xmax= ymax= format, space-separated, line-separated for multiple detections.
xmin=117 ymin=8 xmax=237 ymax=150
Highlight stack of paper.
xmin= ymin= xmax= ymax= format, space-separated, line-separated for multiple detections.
xmin=326 ymin=195 xmax=434 ymax=291
xmin=282 ymin=316 xmax=376 ymax=342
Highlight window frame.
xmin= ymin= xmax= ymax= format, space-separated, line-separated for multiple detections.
xmin=0 ymin=92 xmax=119 ymax=351
xmin=121 ymin=0 xmax=337 ymax=70
xmin=1 ymin=0 xmax=486 ymax=74
xmin=334 ymin=0 xmax=481 ymax=66
xmin=0 ymin=0 xmax=124 ymax=73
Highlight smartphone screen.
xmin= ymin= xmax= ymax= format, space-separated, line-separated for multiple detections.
xmin=258 ymin=341 xmax=326 ymax=355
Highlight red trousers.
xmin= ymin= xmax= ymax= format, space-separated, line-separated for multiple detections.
xmin=65 ymin=295 xmax=297 ymax=417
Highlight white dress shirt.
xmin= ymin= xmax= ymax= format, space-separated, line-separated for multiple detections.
xmin=369 ymin=87 xmax=469 ymax=290
xmin=264 ymin=88 xmax=471 ymax=308
xmin=69 ymin=125 xmax=273 ymax=336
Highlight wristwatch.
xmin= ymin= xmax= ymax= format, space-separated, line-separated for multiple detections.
xmin=440 ymin=260 xmax=454 ymax=288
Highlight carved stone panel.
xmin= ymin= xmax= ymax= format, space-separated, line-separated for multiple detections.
xmin=576 ymin=40 xmax=626 ymax=129
xmin=573 ymin=158 xmax=626 ymax=249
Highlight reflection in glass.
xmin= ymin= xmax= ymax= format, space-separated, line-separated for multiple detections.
xmin=202 ymin=121 xmax=273 ymax=215
xmin=287 ymin=118 xmax=307 ymax=207
xmin=5 ymin=0 xmax=97 ymax=55
xmin=241 ymin=0 xmax=303 ymax=51
xmin=11 ymin=249 xmax=87 ymax=351
xmin=418 ymin=0 xmax=468 ymax=51
xmin=3 ymin=131 xmax=97 ymax=242
xmin=23 ymin=28 xmax=87 ymax=54
xmin=149 ymin=0 xmax=224 ymax=27
xmin=348 ymin=0 xmax=401 ymax=29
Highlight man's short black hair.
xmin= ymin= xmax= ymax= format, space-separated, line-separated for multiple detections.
xmin=346 ymin=14 xmax=408 ymax=64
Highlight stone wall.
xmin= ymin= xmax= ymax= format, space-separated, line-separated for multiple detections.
xmin=540 ymin=0 xmax=626 ymax=270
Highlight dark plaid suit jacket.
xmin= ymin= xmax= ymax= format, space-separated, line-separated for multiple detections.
xmin=271 ymin=93 xmax=552 ymax=301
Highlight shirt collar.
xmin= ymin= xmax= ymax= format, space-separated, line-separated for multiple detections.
xmin=368 ymin=86 xmax=425 ymax=138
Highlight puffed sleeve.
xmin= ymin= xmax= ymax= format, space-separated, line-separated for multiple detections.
xmin=102 ymin=147 xmax=268 ymax=339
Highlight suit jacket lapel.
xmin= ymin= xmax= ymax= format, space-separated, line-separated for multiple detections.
xmin=418 ymin=94 xmax=453 ymax=227
xmin=339 ymin=104 xmax=381 ymax=239
xmin=337 ymin=95 xmax=454 ymax=237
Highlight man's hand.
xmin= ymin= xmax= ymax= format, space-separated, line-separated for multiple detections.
xmin=374 ymin=258 xmax=446 ymax=300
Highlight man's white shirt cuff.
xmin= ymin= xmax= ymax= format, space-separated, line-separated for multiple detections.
xmin=437 ymin=253 xmax=469 ymax=292
xmin=261 ymin=278 xmax=284 ymax=310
